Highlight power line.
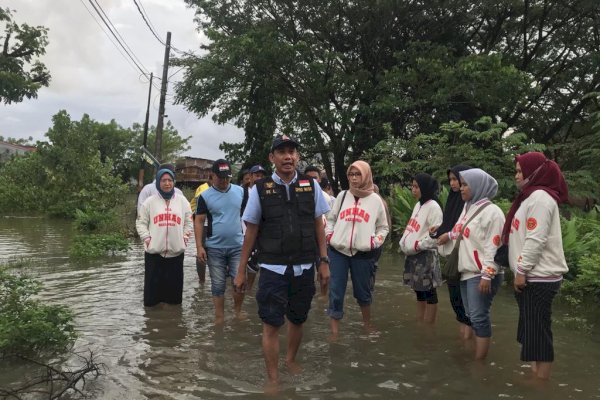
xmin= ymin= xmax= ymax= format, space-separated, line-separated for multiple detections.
xmin=91 ymin=0 xmax=148 ymax=71
xmin=131 ymin=0 xmax=193 ymax=56
xmin=78 ymin=0 xmax=144 ymax=78
xmin=132 ymin=0 xmax=166 ymax=47
xmin=85 ymin=0 xmax=150 ymax=78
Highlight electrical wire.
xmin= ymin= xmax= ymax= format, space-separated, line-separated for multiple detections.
xmin=131 ymin=0 xmax=195 ymax=56
xmin=85 ymin=0 xmax=150 ymax=77
xmin=78 ymin=0 xmax=144 ymax=77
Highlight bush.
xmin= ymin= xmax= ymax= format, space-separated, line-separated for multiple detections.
xmin=0 ymin=263 xmax=76 ymax=357
xmin=73 ymin=208 xmax=118 ymax=233
xmin=70 ymin=233 xmax=129 ymax=258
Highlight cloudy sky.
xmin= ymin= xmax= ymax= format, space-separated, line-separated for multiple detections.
xmin=0 ymin=0 xmax=244 ymax=160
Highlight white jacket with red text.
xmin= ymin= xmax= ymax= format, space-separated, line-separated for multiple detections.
xmin=439 ymin=199 xmax=504 ymax=281
xmin=507 ymin=190 xmax=568 ymax=282
xmin=399 ymin=200 xmax=443 ymax=256
xmin=326 ymin=191 xmax=389 ymax=257
xmin=136 ymin=193 xmax=194 ymax=258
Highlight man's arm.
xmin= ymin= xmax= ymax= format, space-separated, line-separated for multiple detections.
xmin=314 ymin=216 xmax=330 ymax=285
xmin=194 ymin=213 xmax=207 ymax=262
xmin=234 ymin=222 xmax=259 ymax=291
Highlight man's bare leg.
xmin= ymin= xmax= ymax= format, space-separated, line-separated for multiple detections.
xmin=285 ymin=321 xmax=303 ymax=374
xmin=213 ymin=296 xmax=225 ymax=325
xmin=262 ymin=323 xmax=280 ymax=387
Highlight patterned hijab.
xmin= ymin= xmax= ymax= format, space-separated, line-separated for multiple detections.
xmin=347 ymin=160 xmax=375 ymax=198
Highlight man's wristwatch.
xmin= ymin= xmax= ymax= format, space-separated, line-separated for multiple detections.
xmin=319 ymin=256 xmax=330 ymax=264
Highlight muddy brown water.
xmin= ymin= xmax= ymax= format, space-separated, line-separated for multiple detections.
xmin=0 ymin=215 xmax=599 ymax=399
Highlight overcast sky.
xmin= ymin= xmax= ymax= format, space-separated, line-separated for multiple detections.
xmin=0 ymin=0 xmax=244 ymax=160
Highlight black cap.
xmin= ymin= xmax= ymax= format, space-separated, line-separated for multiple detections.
xmin=211 ymin=159 xmax=232 ymax=178
xmin=271 ymin=134 xmax=300 ymax=152
xmin=250 ymin=165 xmax=266 ymax=174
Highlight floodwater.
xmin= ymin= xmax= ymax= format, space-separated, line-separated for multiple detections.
xmin=0 ymin=215 xmax=599 ymax=399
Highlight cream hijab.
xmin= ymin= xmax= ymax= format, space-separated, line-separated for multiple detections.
xmin=347 ymin=160 xmax=375 ymax=198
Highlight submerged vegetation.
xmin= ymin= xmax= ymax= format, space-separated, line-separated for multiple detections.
xmin=0 ymin=260 xmax=75 ymax=357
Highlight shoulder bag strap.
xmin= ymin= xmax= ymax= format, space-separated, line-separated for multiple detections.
xmin=452 ymin=201 xmax=492 ymax=249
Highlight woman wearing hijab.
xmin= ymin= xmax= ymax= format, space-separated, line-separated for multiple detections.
xmin=503 ymin=152 xmax=569 ymax=379
xmin=325 ymin=161 xmax=389 ymax=337
xmin=136 ymin=168 xmax=194 ymax=307
xmin=400 ymin=173 xmax=443 ymax=323
xmin=437 ymin=168 xmax=504 ymax=360
xmin=430 ymin=165 xmax=473 ymax=338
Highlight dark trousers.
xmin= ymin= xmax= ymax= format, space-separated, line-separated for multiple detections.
xmin=447 ymin=282 xmax=470 ymax=325
xmin=515 ymin=281 xmax=561 ymax=362
xmin=144 ymin=252 xmax=184 ymax=307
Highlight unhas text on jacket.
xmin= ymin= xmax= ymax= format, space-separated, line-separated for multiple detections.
xmin=153 ymin=212 xmax=182 ymax=227
xmin=339 ymin=206 xmax=371 ymax=223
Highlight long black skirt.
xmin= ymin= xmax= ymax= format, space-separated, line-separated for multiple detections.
xmin=144 ymin=252 xmax=184 ymax=307
xmin=515 ymin=280 xmax=561 ymax=362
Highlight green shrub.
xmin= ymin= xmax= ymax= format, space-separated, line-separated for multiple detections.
xmin=0 ymin=264 xmax=76 ymax=357
xmin=70 ymin=233 xmax=129 ymax=258
xmin=73 ymin=208 xmax=118 ymax=233
xmin=387 ymin=185 xmax=418 ymax=239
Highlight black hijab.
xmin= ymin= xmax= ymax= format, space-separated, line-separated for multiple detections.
xmin=432 ymin=165 xmax=471 ymax=237
xmin=413 ymin=173 xmax=439 ymax=205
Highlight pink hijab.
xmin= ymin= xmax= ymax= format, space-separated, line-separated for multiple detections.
xmin=347 ymin=160 xmax=375 ymax=198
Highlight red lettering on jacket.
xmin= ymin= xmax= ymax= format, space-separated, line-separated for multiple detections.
xmin=340 ymin=207 xmax=371 ymax=223
xmin=512 ymin=218 xmax=520 ymax=231
xmin=153 ymin=213 xmax=182 ymax=226
xmin=406 ymin=218 xmax=421 ymax=233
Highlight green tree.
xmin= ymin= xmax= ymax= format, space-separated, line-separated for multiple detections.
xmin=0 ymin=7 xmax=50 ymax=104
xmin=129 ymin=121 xmax=192 ymax=184
xmin=365 ymin=117 xmax=543 ymax=199
xmin=175 ymin=0 xmax=600 ymax=189
xmin=0 ymin=135 xmax=34 ymax=145
xmin=36 ymin=111 xmax=128 ymax=216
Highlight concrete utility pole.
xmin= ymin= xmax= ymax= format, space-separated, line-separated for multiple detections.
xmin=137 ymin=72 xmax=153 ymax=192
xmin=155 ymin=31 xmax=171 ymax=162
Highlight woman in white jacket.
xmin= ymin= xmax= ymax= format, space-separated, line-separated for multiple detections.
xmin=400 ymin=173 xmax=443 ymax=323
xmin=136 ymin=168 xmax=193 ymax=307
xmin=502 ymin=152 xmax=569 ymax=380
xmin=437 ymin=169 xmax=504 ymax=360
xmin=326 ymin=160 xmax=389 ymax=337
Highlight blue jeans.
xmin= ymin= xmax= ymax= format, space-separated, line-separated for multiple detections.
xmin=327 ymin=248 xmax=376 ymax=320
xmin=460 ymin=274 xmax=503 ymax=338
xmin=206 ymin=247 xmax=242 ymax=297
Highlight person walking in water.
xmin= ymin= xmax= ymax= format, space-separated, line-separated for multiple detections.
xmin=400 ymin=173 xmax=443 ymax=323
xmin=195 ymin=159 xmax=245 ymax=324
xmin=325 ymin=160 xmax=389 ymax=338
xmin=136 ymin=167 xmax=193 ymax=307
xmin=504 ymin=152 xmax=569 ymax=380
xmin=437 ymin=168 xmax=504 ymax=360
xmin=233 ymin=134 xmax=331 ymax=392
xmin=430 ymin=165 xmax=473 ymax=338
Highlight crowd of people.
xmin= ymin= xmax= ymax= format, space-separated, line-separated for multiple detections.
xmin=135 ymin=136 xmax=569 ymax=389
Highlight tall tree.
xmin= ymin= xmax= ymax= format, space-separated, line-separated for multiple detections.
xmin=0 ymin=7 xmax=50 ymax=104
xmin=175 ymin=0 xmax=600 ymax=188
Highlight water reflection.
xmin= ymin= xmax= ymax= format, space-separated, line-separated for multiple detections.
xmin=0 ymin=217 xmax=599 ymax=399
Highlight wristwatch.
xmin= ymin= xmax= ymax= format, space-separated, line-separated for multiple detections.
xmin=319 ymin=256 xmax=330 ymax=264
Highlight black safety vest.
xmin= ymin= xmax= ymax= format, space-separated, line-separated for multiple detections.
xmin=255 ymin=175 xmax=317 ymax=264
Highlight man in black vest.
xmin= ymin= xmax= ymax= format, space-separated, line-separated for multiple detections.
xmin=234 ymin=134 xmax=331 ymax=392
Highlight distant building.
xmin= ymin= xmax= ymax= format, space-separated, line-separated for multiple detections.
xmin=0 ymin=141 xmax=36 ymax=163
xmin=175 ymin=157 xmax=213 ymax=187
